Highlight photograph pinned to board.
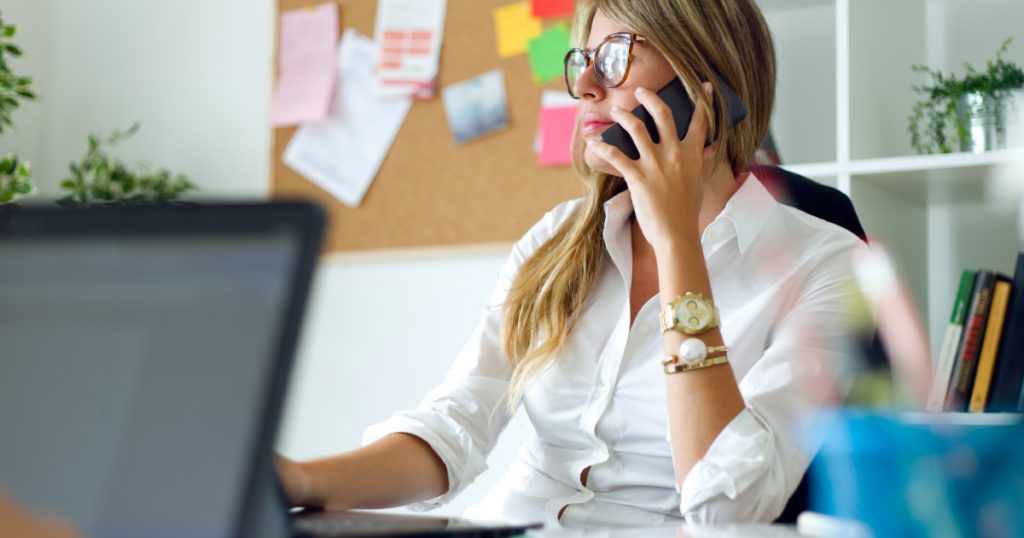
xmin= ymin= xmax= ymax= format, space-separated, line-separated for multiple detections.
xmin=284 ymin=29 xmax=413 ymax=207
xmin=269 ymin=2 xmax=338 ymax=126
xmin=372 ymin=0 xmax=447 ymax=100
xmin=527 ymin=23 xmax=570 ymax=84
xmin=535 ymin=90 xmax=579 ymax=165
xmin=442 ymin=69 xmax=510 ymax=145
xmin=532 ymin=0 xmax=574 ymax=18
xmin=493 ymin=2 xmax=542 ymax=59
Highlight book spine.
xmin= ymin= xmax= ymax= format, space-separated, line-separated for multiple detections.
xmin=926 ymin=270 xmax=976 ymax=412
xmin=989 ymin=253 xmax=1024 ymax=412
xmin=945 ymin=270 xmax=996 ymax=412
xmin=969 ymin=279 xmax=1012 ymax=412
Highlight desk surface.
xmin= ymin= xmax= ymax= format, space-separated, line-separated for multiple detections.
xmin=527 ymin=523 xmax=803 ymax=538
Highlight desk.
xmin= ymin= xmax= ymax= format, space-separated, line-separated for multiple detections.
xmin=527 ymin=523 xmax=802 ymax=538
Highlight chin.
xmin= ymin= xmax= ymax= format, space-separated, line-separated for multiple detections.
xmin=584 ymin=148 xmax=621 ymax=177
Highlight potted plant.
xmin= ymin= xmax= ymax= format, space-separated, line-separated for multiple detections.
xmin=909 ymin=38 xmax=1024 ymax=154
xmin=0 ymin=10 xmax=196 ymax=208
xmin=58 ymin=123 xmax=196 ymax=207
xmin=0 ymin=8 xmax=39 ymax=205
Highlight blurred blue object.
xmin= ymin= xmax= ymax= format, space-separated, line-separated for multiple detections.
xmin=808 ymin=410 xmax=1024 ymax=538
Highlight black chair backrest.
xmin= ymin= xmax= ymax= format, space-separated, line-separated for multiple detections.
xmin=747 ymin=165 xmax=867 ymax=242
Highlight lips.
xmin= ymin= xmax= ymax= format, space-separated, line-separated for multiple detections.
xmin=581 ymin=112 xmax=614 ymax=136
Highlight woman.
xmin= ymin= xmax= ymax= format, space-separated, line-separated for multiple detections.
xmin=277 ymin=0 xmax=866 ymax=526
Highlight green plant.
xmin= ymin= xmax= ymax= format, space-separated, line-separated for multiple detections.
xmin=0 ymin=10 xmax=38 ymax=133
xmin=57 ymin=123 xmax=197 ymax=207
xmin=909 ymin=38 xmax=1024 ymax=154
xmin=0 ymin=9 xmax=38 ymax=207
xmin=0 ymin=153 xmax=33 ymax=204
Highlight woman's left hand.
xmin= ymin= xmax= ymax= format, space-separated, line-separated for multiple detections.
xmin=587 ymin=82 xmax=716 ymax=254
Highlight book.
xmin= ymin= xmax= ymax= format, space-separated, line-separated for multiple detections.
xmin=968 ymin=277 xmax=1012 ymax=412
xmin=926 ymin=270 xmax=976 ymax=412
xmin=989 ymin=253 xmax=1024 ymax=412
xmin=945 ymin=270 xmax=996 ymax=412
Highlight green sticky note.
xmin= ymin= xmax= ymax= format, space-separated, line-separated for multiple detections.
xmin=527 ymin=23 xmax=570 ymax=84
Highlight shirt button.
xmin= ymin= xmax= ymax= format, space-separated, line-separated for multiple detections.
xmin=599 ymin=446 xmax=609 ymax=456
xmin=600 ymin=387 xmax=610 ymax=396
xmin=638 ymin=325 xmax=649 ymax=335
xmin=708 ymin=229 xmax=718 ymax=240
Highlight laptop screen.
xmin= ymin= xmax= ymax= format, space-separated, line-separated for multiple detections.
xmin=0 ymin=231 xmax=299 ymax=538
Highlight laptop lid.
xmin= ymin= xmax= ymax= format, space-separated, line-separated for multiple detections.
xmin=0 ymin=203 xmax=323 ymax=538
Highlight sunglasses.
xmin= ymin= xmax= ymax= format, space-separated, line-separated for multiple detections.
xmin=564 ymin=33 xmax=648 ymax=99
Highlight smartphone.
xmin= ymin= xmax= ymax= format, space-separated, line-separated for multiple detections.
xmin=599 ymin=71 xmax=748 ymax=161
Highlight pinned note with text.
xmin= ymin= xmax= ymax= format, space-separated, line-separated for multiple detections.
xmin=373 ymin=0 xmax=448 ymax=100
xmin=269 ymin=2 xmax=338 ymax=127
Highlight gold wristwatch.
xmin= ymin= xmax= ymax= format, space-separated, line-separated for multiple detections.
xmin=659 ymin=293 xmax=721 ymax=335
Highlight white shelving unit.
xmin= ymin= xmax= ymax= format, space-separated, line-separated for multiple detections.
xmin=759 ymin=0 xmax=1024 ymax=357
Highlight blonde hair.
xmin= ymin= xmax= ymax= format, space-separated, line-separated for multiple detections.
xmin=500 ymin=0 xmax=776 ymax=414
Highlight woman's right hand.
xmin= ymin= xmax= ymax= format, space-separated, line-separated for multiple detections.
xmin=274 ymin=453 xmax=313 ymax=507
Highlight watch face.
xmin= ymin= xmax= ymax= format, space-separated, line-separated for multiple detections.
xmin=675 ymin=297 xmax=709 ymax=331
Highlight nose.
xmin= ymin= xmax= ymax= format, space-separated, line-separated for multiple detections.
xmin=572 ymin=61 xmax=605 ymax=101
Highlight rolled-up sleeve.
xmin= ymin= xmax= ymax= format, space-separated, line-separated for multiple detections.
xmin=361 ymin=200 xmax=581 ymax=510
xmin=679 ymin=238 xmax=869 ymax=523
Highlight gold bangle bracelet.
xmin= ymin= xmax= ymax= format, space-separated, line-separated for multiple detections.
xmin=661 ymin=349 xmax=729 ymax=367
xmin=664 ymin=354 xmax=730 ymax=374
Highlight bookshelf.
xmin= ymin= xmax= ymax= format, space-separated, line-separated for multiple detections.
xmin=759 ymin=0 xmax=1024 ymax=358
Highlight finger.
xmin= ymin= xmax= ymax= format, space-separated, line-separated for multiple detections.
xmin=635 ymin=86 xmax=678 ymax=144
xmin=609 ymin=105 xmax=657 ymax=159
xmin=683 ymin=82 xmax=714 ymax=150
xmin=588 ymin=138 xmax=642 ymax=178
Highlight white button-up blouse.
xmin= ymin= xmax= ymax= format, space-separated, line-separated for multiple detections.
xmin=364 ymin=174 xmax=868 ymax=528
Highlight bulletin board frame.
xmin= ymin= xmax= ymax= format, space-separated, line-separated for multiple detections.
xmin=271 ymin=0 xmax=583 ymax=255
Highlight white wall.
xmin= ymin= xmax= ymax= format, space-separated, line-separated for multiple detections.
xmin=0 ymin=0 xmax=274 ymax=199
xmin=764 ymin=3 xmax=836 ymax=166
xmin=277 ymin=252 xmax=534 ymax=518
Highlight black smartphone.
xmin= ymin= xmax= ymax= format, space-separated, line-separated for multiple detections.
xmin=599 ymin=72 xmax=748 ymax=161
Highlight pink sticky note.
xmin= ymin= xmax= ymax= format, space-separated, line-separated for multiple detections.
xmin=538 ymin=104 xmax=578 ymax=166
xmin=269 ymin=3 xmax=339 ymax=127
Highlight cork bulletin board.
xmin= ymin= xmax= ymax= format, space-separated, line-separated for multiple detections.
xmin=271 ymin=0 xmax=584 ymax=254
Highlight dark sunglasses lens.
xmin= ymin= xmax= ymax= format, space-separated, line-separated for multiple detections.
xmin=595 ymin=36 xmax=631 ymax=86
xmin=565 ymin=51 xmax=587 ymax=97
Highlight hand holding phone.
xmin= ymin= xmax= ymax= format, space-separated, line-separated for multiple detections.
xmin=599 ymin=72 xmax=747 ymax=161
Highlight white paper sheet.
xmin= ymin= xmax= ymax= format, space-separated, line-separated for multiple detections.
xmin=372 ymin=0 xmax=447 ymax=100
xmin=284 ymin=29 xmax=413 ymax=207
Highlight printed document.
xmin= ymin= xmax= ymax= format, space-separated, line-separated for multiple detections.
xmin=284 ymin=29 xmax=413 ymax=207
xmin=372 ymin=0 xmax=447 ymax=99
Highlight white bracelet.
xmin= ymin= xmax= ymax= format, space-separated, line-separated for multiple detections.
xmin=678 ymin=338 xmax=729 ymax=365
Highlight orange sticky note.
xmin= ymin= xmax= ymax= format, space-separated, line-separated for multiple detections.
xmin=538 ymin=104 xmax=578 ymax=165
xmin=532 ymin=0 xmax=574 ymax=18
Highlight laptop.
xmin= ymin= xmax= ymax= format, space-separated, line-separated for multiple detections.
xmin=0 ymin=203 xmax=539 ymax=538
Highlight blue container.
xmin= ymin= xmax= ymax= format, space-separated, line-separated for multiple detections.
xmin=807 ymin=410 xmax=1024 ymax=538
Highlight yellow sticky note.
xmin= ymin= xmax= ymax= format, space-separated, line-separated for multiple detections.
xmin=494 ymin=2 xmax=543 ymax=59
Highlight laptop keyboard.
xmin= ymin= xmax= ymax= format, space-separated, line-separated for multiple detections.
xmin=292 ymin=513 xmax=536 ymax=538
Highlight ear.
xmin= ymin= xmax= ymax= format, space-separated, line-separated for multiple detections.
xmin=702 ymin=143 xmax=716 ymax=166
